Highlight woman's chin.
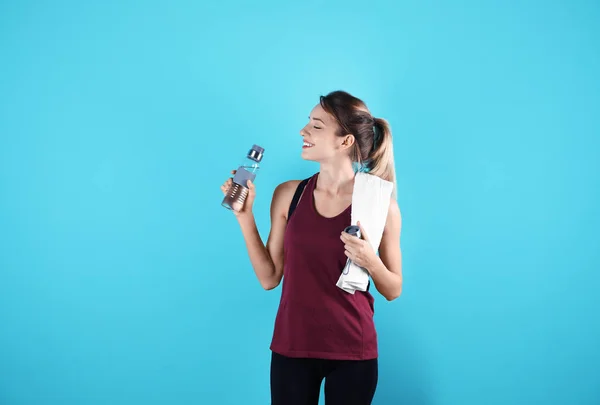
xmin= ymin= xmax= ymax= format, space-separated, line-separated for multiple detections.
xmin=301 ymin=149 xmax=316 ymax=161
xmin=302 ymin=148 xmax=329 ymax=162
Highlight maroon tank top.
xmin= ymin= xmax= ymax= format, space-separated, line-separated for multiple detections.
xmin=270 ymin=172 xmax=378 ymax=360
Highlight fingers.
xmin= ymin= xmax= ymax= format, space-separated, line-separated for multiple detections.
xmin=245 ymin=180 xmax=256 ymax=210
xmin=246 ymin=180 xmax=256 ymax=201
xmin=340 ymin=232 xmax=361 ymax=245
xmin=344 ymin=243 xmax=367 ymax=266
xmin=344 ymin=247 xmax=360 ymax=265
xmin=221 ymin=177 xmax=233 ymax=195
xmin=341 ymin=232 xmax=367 ymax=264
xmin=357 ymin=221 xmax=369 ymax=241
xmin=220 ymin=170 xmax=238 ymax=195
xmin=344 ymin=244 xmax=357 ymax=257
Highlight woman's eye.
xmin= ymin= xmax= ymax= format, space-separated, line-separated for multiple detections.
xmin=313 ymin=126 xmax=321 ymax=130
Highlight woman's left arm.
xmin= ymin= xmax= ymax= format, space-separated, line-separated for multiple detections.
xmin=369 ymin=197 xmax=402 ymax=300
xmin=341 ymin=197 xmax=403 ymax=301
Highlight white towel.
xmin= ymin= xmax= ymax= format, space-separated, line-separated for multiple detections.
xmin=336 ymin=172 xmax=393 ymax=294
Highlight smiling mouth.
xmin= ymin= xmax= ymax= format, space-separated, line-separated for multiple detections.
xmin=303 ymin=141 xmax=314 ymax=148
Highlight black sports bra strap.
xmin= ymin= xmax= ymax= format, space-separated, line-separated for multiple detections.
xmin=287 ymin=177 xmax=310 ymax=221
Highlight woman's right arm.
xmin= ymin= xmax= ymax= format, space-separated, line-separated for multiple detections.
xmin=221 ymin=174 xmax=300 ymax=290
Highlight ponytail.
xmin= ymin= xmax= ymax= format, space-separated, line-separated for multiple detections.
xmin=368 ymin=117 xmax=397 ymax=199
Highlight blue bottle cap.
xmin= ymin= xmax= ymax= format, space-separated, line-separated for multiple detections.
xmin=248 ymin=145 xmax=264 ymax=162
xmin=344 ymin=225 xmax=360 ymax=236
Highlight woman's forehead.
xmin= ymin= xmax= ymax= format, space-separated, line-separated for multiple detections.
xmin=310 ymin=104 xmax=334 ymax=124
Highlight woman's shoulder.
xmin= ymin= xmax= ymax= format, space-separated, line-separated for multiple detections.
xmin=273 ymin=178 xmax=307 ymax=200
xmin=271 ymin=174 xmax=315 ymax=210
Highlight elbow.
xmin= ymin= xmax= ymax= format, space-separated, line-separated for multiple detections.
xmin=260 ymin=274 xmax=281 ymax=291
xmin=385 ymin=292 xmax=400 ymax=302
xmin=258 ymin=263 xmax=282 ymax=291
xmin=262 ymin=281 xmax=279 ymax=291
xmin=385 ymin=285 xmax=402 ymax=302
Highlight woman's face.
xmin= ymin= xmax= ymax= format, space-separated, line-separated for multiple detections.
xmin=300 ymin=104 xmax=351 ymax=163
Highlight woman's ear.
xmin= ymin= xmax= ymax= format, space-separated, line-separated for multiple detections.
xmin=341 ymin=134 xmax=355 ymax=149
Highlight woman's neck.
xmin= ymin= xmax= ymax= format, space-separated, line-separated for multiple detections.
xmin=316 ymin=162 xmax=356 ymax=196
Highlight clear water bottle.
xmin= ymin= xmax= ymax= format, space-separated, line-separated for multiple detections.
xmin=222 ymin=144 xmax=265 ymax=212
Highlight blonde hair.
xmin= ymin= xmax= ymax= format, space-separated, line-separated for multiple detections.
xmin=369 ymin=117 xmax=397 ymax=199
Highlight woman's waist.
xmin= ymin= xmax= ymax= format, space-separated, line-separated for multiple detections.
xmin=272 ymin=294 xmax=377 ymax=355
xmin=280 ymin=286 xmax=374 ymax=319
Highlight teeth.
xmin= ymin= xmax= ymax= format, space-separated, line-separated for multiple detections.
xmin=303 ymin=142 xmax=314 ymax=147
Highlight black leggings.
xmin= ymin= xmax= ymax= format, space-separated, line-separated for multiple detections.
xmin=270 ymin=351 xmax=378 ymax=405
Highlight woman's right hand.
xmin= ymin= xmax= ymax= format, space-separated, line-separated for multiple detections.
xmin=221 ymin=170 xmax=256 ymax=218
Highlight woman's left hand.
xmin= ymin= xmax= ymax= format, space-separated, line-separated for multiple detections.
xmin=340 ymin=221 xmax=379 ymax=271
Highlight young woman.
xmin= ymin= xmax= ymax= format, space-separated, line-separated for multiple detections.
xmin=220 ymin=90 xmax=403 ymax=405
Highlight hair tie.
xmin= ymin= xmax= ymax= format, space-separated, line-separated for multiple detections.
xmin=372 ymin=124 xmax=379 ymax=152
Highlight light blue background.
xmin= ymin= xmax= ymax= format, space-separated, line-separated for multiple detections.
xmin=1 ymin=1 xmax=599 ymax=404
